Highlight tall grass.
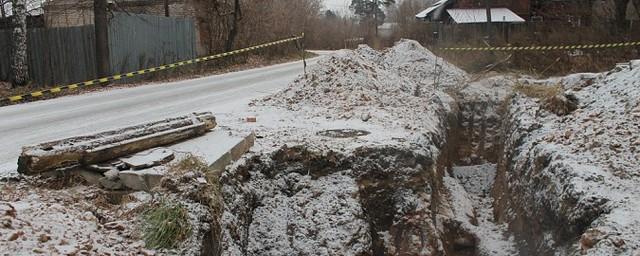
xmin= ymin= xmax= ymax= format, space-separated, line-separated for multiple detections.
xmin=142 ymin=201 xmax=191 ymax=249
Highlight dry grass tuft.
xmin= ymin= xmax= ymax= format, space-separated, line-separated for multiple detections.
xmin=514 ymin=83 xmax=563 ymax=99
xmin=168 ymin=155 xmax=210 ymax=175
xmin=142 ymin=200 xmax=191 ymax=249
xmin=514 ymin=83 xmax=578 ymax=115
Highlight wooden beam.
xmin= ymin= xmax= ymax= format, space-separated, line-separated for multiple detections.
xmin=17 ymin=113 xmax=217 ymax=175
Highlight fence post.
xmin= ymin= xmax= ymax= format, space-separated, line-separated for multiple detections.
xmin=94 ymin=0 xmax=111 ymax=78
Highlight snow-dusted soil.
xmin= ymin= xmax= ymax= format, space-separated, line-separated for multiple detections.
xmin=216 ymin=40 xmax=481 ymax=255
xmin=495 ymin=61 xmax=640 ymax=255
xmin=0 ymin=182 xmax=151 ymax=255
xmin=0 ymin=153 xmax=218 ymax=256
xmin=446 ymin=164 xmax=517 ymax=256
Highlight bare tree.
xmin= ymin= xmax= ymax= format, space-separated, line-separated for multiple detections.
xmin=225 ymin=0 xmax=242 ymax=51
xmin=1 ymin=0 xmax=7 ymax=18
xmin=614 ymin=0 xmax=631 ymax=31
xmin=11 ymin=0 xmax=29 ymax=87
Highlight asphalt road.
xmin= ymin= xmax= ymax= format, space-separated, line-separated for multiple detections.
xmin=0 ymin=58 xmax=316 ymax=176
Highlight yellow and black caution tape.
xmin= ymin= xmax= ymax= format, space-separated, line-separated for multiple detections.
xmin=441 ymin=41 xmax=640 ymax=51
xmin=2 ymin=34 xmax=304 ymax=105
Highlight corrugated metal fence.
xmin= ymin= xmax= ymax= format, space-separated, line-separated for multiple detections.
xmin=0 ymin=12 xmax=196 ymax=86
xmin=0 ymin=26 xmax=97 ymax=86
xmin=108 ymin=12 xmax=196 ymax=76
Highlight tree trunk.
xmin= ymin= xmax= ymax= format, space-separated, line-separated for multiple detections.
xmin=164 ymin=0 xmax=170 ymax=17
xmin=225 ymin=0 xmax=241 ymax=52
xmin=94 ymin=0 xmax=110 ymax=78
xmin=633 ymin=0 xmax=640 ymax=19
xmin=614 ymin=0 xmax=629 ymax=32
xmin=11 ymin=0 xmax=29 ymax=87
xmin=1 ymin=2 xmax=6 ymax=18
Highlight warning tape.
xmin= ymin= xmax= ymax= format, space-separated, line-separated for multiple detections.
xmin=2 ymin=35 xmax=304 ymax=105
xmin=441 ymin=41 xmax=640 ymax=51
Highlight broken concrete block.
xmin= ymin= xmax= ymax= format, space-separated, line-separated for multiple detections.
xmin=210 ymin=133 xmax=256 ymax=172
xmin=79 ymin=168 xmax=124 ymax=190
xmin=103 ymin=169 xmax=120 ymax=181
xmin=18 ymin=112 xmax=216 ymax=175
xmin=78 ymin=170 xmax=104 ymax=185
xmin=119 ymin=166 xmax=168 ymax=191
xmin=120 ymin=148 xmax=174 ymax=170
xmin=99 ymin=177 xmax=125 ymax=190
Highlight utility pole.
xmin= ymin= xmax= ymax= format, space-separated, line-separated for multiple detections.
xmin=164 ymin=0 xmax=169 ymax=17
xmin=485 ymin=0 xmax=492 ymax=42
xmin=94 ymin=0 xmax=110 ymax=78
xmin=11 ymin=0 xmax=29 ymax=87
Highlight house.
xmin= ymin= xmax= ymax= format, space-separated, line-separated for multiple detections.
xmin=415 ymin=0 xmax=527 ymax=24
xmin=415 ymin=0 xmax=609 ymax=25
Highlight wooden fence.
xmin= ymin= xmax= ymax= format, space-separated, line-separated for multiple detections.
xmin=0 ymin=12 xmax=196 ymax=86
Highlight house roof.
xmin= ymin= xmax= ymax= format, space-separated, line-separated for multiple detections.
xmin=447 ymin=8 xmax=525 ymax=23
xmin=415 ymin=0 xmax=452 ymax=20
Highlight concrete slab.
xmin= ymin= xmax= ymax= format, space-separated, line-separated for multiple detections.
xmin=169 ymin=128 xmax=255 ymax=168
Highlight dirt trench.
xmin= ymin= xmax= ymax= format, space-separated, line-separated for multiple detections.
xmin=205 ymin=84 xmax=596 ymax=255
xmin=208 ymin=94 xmax=518 ymax=255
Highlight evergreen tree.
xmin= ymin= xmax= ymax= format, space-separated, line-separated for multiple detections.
xmin=350 ymin=0 xmax=395 ymax=36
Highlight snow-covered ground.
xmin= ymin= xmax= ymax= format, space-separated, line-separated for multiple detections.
xmin=494 ymin=61 xmax=640 ymax=255
xmin=2 ymin=38 xmax=640 ymax=256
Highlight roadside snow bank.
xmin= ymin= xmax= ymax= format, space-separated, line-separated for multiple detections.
xmin=494 ymin=61 xmax=640 ymax=255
